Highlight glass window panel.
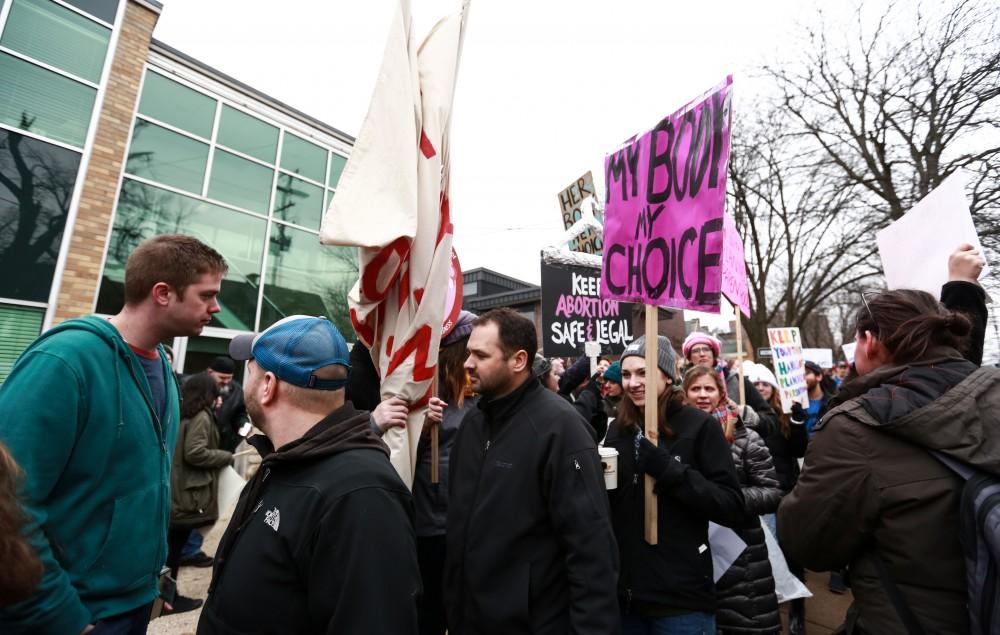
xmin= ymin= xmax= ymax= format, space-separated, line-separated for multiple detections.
xmin=274 ymin=173 xmax=322 ymax=230
xmin=328 ymin=152 xmax=346 ymax=188
xmin=207 ymin=149 xmax=272 ymax=214
xmin=0 ymin=304 xmax=44 ymax=385
xmin=280 ymin=132 xmax=325 ymax=183
xmin=1 ymin=0 xmax=111 ymax=83
xmin=97 ymin=180 xmax=265 ymax=330
xmin=0 ymin=129 xmax=82 ymax=302
xmin=62 ymin=0 xmax=118 ymax=24
xmin=260 ymin=224 xmax=357 ymax=335
xmin=138 ymin=71 xmax=215 ymax=139
xmin=217 ymin=105 xmax=277 ymax=164
xmin=0 ymin=53 xmax=95 ymax=147
xmin=125 ymin=119 xmax=209 ymax=194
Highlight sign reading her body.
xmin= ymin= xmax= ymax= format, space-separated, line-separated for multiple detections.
xmin=558 ymin=171 xmax=603 ymax=255
xmin=541 ymin=261 xmax=635 ymax=356
xmin=600 ymin=76 xmax=733 ymax=311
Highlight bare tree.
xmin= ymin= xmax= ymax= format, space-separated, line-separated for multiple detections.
xmin=728 ymin=105 xmax=881 ymax=350
xmin=766 ymin=0 xmax=1000 ymax=248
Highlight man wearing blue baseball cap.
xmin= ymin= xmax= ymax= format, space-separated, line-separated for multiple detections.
xmin=197 ymin=316 xmax=420 ymax=634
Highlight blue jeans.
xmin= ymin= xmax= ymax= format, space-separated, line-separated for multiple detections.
xmin=181 ymin=528 xmax=203 ymax=558
xmin=621 ymin=612 xmax=715 ymax=635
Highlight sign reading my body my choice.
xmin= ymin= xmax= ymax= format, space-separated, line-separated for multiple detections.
xmin=541 ymin=261 xmax=635 ymax=356
xmin=600 ymin=76 xmax=733 ymax=311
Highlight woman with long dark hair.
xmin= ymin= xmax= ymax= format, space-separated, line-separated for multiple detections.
xmin=603 ymin=335 xmax=743 ymax=634
xmin=166 ymin=371 xmax=232 ymax=614
xmin=779 ymin=289 xmax=1000 ymax=633
xmin=413 ymin=311 xmax=477 ymax=635
xmin=683 ymin=365 xmax=782 ymax=635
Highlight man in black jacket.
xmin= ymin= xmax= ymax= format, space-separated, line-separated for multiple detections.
xmin=197 ymin=315 xmax=420 ymax=634
xmin=444 ymin=308 xmax=620 ymax=635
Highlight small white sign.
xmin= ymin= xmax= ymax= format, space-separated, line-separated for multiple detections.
xmin=802 ymin=348 xmax=834 ymax=369
xmin=876 ymin=171 xmax=989 ymax=295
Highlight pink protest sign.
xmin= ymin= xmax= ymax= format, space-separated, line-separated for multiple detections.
xmin=721 ymin=213 xmax=751 ymax=317
xmin=600 ymin=76 xmax=733 ymax=311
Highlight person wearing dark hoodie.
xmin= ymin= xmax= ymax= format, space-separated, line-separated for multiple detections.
xmin=198 ymin=315 xmax=420 ymax=635
xmin=0 ymin=235 xmax=226 ymax=635
xmin=604 ymin=335 xmax=744 ymax=634
xmin=559 ymin=355 xmax=607 ymax=442
xmin=778 ymin=288 xmax=1000 ymax=634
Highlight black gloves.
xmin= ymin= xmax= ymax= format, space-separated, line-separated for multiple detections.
xmin=638 ymin=437 xmax=672 ymax=479
xmin=790 ymin=402 xmax=806 ymax=424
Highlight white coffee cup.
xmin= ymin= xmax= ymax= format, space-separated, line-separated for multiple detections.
xmin=598 ymin=446 xmax=619 ymax=490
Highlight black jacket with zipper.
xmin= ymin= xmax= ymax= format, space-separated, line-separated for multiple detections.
xmin=444 ymin=376 xmax=620 ymax=635
xmin=197 ymin=403 xmax=420 ymax=635
xmin=604 ymin=400 xmax=744 ymax=616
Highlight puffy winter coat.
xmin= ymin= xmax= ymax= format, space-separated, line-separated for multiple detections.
xmin=716 ymin=414 xmax=783 ymax=634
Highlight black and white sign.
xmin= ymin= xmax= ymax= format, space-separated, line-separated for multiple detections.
xmin=541 ymin=261 xmax=635 ymax=356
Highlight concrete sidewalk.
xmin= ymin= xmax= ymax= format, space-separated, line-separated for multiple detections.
xmin=780 ymin=570 xmax=853 ymax=634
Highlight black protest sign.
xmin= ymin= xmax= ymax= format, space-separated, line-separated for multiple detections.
xmin=541 ymin=260 xmax=635 ymax=356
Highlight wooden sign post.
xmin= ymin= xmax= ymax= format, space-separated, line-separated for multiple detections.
xmin=430 ymin=375 xmax=440 ymax=484
xmin=644 ymin=306 xmax=659 ymax=545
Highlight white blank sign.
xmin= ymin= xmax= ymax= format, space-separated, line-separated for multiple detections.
xmin=876 ymin=171 xmax=988 ymax=295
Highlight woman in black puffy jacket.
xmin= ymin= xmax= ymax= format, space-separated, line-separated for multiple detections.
xmin=684 ymin=365 xmax=782 ymax=635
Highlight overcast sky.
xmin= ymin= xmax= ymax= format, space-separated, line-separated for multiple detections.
xmin=152 ymin=0 xmax=850 ymax=329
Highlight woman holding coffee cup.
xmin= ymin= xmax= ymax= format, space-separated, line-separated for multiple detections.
xmin=603 ymin=335 xmax=743 ymax=635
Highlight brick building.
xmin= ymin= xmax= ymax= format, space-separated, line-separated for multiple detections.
xmin=0 ymin=0 xmax=355 ymax=381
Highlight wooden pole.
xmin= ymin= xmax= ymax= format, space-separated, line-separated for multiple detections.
xmin=644 ymin=305 xmax=659 ymax=545
xmin=430 ymin=375 xmax=440 ymax=484
xmin=734 ymin=301 xmax=746 ymax=408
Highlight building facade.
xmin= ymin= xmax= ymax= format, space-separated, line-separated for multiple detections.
xmin=0 ymin=0 xmax=356 ymax=381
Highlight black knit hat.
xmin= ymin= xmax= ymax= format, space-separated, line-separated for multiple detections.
xmin=209 ymin=356 xmax=235 ymax=374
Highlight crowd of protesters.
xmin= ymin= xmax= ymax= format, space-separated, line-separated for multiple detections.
xmin=0 ymin=236 xmax=997 ymax=635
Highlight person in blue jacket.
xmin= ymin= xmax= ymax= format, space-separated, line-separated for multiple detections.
xmin=0 ymin=234 xmax=227 ymax=635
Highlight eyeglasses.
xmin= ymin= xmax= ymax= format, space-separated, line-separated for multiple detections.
xmin=860 ymin=292 xmax=880 ymax=336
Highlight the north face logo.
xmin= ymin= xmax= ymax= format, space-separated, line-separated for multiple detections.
xmin=264 ymin=507 xmax=280 ymax=532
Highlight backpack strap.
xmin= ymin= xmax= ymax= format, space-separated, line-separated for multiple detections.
xmin=873 ymin=552 xmax=928 ymax=635
xmin=930 ymin=449 xmax=975 ymax=480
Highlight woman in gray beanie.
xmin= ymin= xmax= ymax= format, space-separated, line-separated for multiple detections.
xmin=603 ymin=335 xmax=743 ymax=634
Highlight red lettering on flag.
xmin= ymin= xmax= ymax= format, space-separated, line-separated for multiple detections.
xmin=361 ymin=237 xmax=410 ymax=301
xmin=385 ymin=325 xmax=436 ymax=382
xmin=420 ymin=130 xmax=436 ymax=159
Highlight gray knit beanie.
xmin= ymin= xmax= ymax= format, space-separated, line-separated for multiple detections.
xmin=620 ymin=335 xmax=678 ymax=384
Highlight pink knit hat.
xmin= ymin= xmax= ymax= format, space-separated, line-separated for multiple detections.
xmin=682 ymin=331 xmax=721 ymax=359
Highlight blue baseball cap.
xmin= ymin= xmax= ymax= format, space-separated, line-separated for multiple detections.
xmin=229 ymin=315 xmax=351 ymax=390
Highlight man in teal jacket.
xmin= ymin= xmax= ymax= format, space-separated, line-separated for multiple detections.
xmin=0 ymin=235 xmax=227 ymax=634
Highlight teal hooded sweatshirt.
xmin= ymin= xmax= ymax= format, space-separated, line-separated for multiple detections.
xmin=0 ymin=316 xmax=179 ymax=634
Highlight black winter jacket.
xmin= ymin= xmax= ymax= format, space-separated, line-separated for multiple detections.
xmin=413 ymin=400 xmax=475 ymax=536
xmin=604 ymin=400 xmax=743 ymax=616
xmin=198 ymin=403 xmax=420 ymax=635
xmin=716 ymin=418 xmax=782 ymax=634
xmin=444 ymin=377 xmax=620 ymax=635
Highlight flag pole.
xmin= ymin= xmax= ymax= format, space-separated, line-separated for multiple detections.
xmin=644 ymin=305 xmax=659 ymax=545
xmin=430 ymin=374 xmax=440 ymax=484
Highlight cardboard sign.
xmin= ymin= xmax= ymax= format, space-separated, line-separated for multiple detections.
xmin=876 ymin=171 xmax=989 ymax=295
xmin=767 ymin=327 xmax=809 ymax=413
xmin=541 ymin=261 xmax=635 ymax=356
xmin=558 ymin=171 xmax=603 ymax=254
xmin=601 ymin=76 xmax=733 ymax=311
xmin=842 ymin=342 xmax=857 ymax=365
xmin=721 ymin=213 xmax=751 ymax=317
xmin=802 ymin=348 xmax=834 ymax=369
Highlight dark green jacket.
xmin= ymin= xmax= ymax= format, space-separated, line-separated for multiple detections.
xmin=0 ymin=316 xmax=179 ymax=634
xmin=171 ymin=409 xmax=232 ymax=528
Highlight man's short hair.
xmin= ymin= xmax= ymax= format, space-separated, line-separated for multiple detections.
xmin=124 ymin=234 xmax=228 ymax=305
xmin=473 ymin=308 xmax=537 ymax=362
xmin=280 ymin=364 xmax=348 ymax=413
